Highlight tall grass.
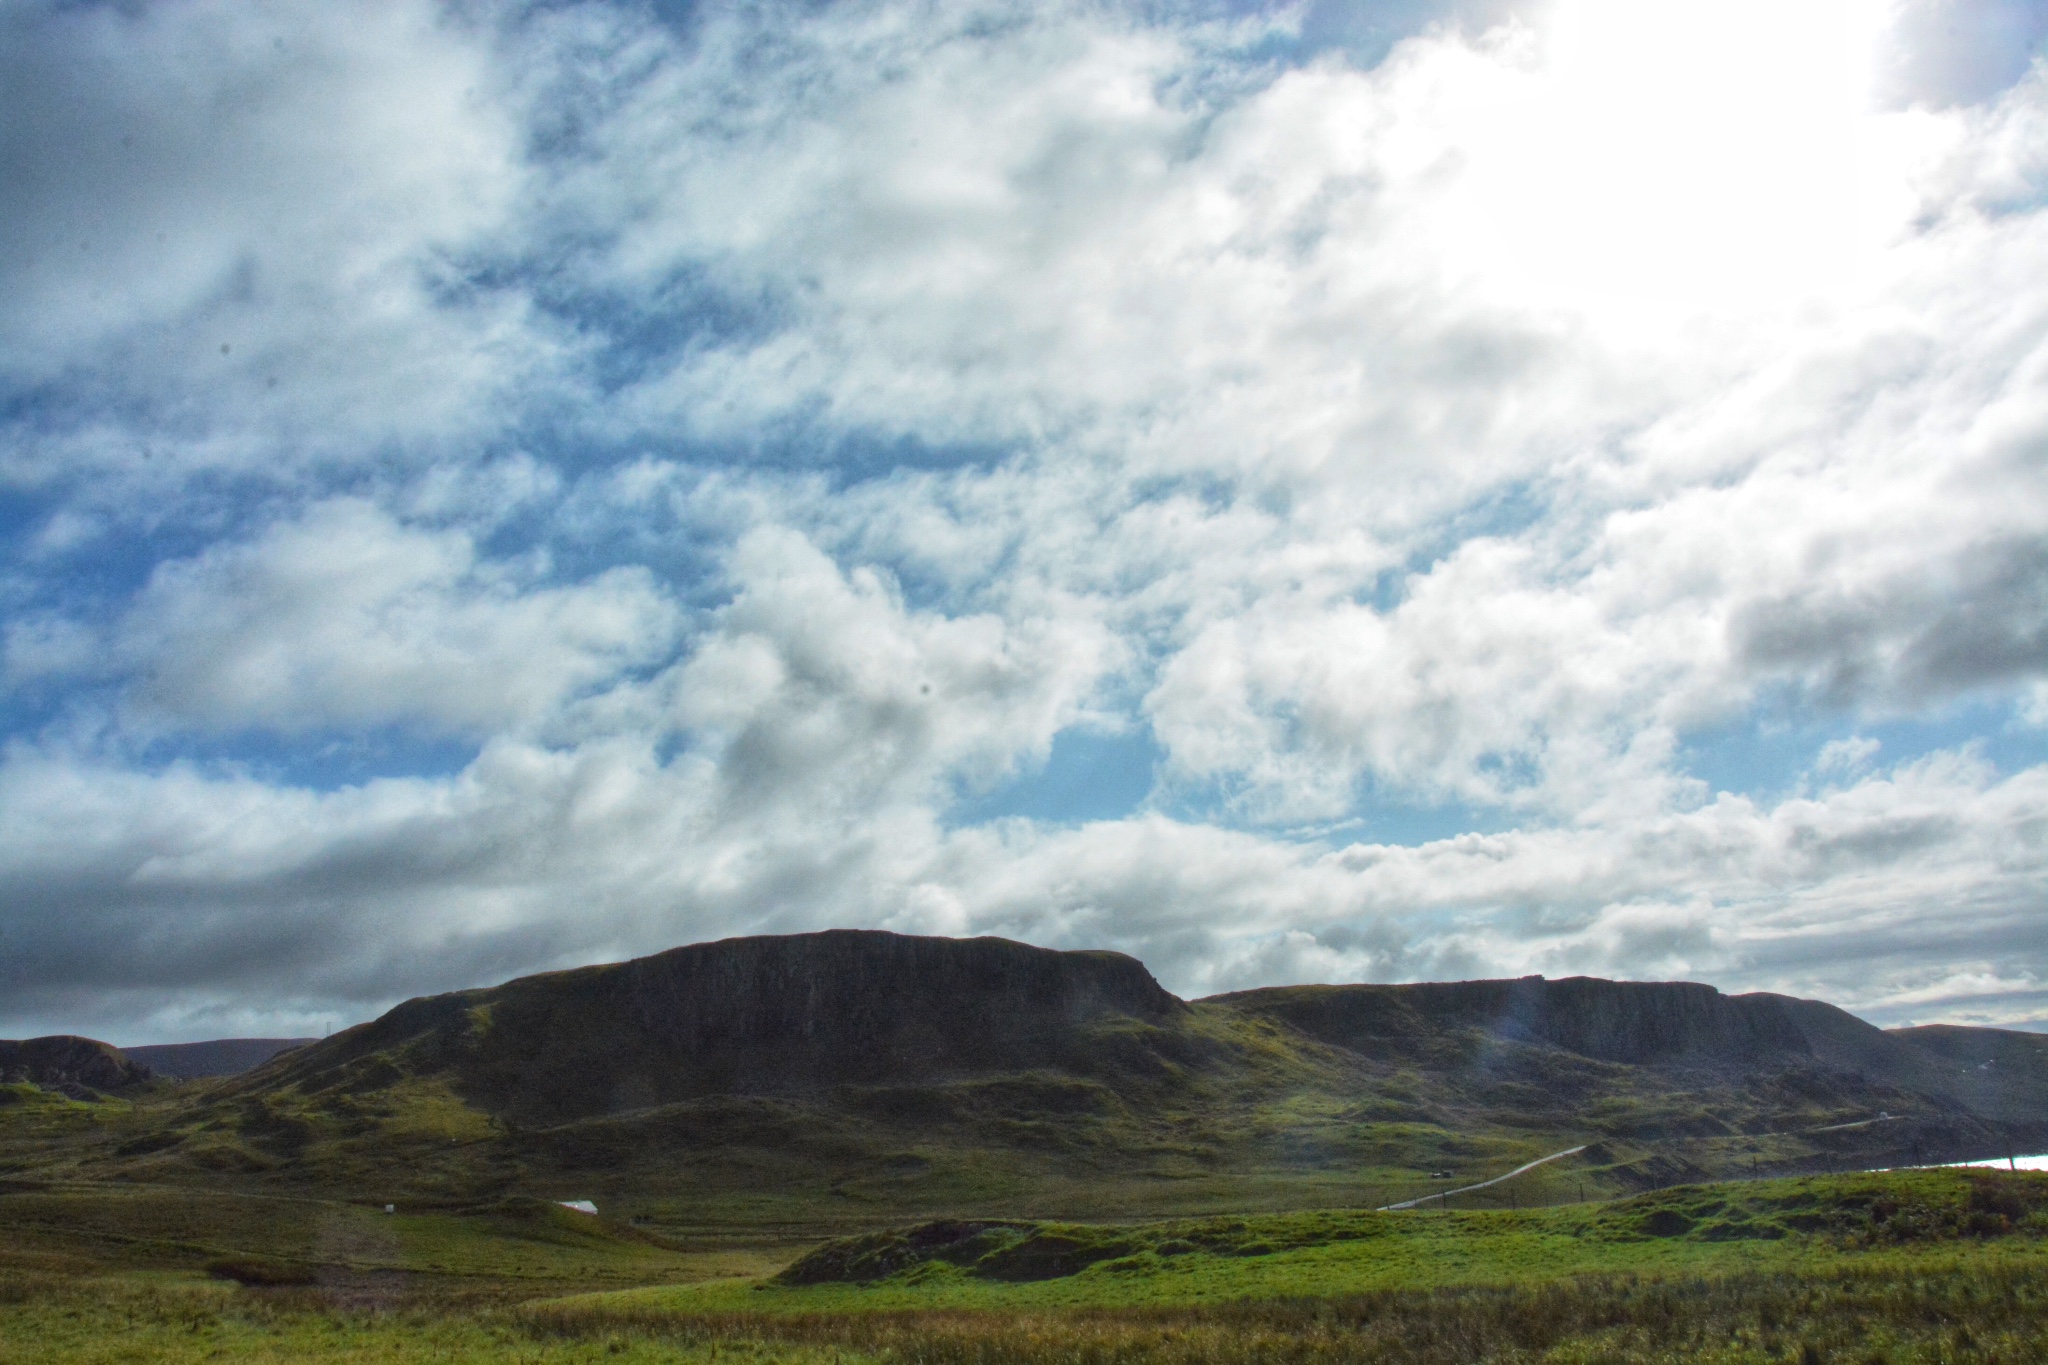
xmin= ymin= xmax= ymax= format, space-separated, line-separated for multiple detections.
xmin=522 ymin=1263 xmax=2048 ymax=1364
xmin=9 ymin=1249 xmax=2046 ymax=1362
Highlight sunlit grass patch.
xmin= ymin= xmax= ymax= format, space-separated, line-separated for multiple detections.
xmin=539 ymin=1169 xmax=2048 ymax=1318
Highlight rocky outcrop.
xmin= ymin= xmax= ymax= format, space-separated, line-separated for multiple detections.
xmin=0 ymin=1035 xmax=152 ymax=1096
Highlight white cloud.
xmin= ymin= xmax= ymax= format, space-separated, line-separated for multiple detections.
xmin=5 ymin=0 xmax=2048 ymax=1037
xmin=2 ymin=728 xmax=2041 ymax=1038
xmin=104 ymin=499 xmax=678 ymax=736
xmin=506 ymin=0 xmax=2048 ymax=812
xmin=0 ymin=0 xmax=557 ymax=487
xmin=671 ymin=525 xmax=1119 ymax=812
xmin=1814 ymin=735 xmax=1883 ymax=779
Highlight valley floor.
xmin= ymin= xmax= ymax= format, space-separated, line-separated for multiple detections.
xmin=4 ymin=1170 xmax=2048 ymax=1363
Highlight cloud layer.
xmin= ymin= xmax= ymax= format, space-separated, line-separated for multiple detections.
xmin=3 ymin=0 xmax=2047 ymax=1042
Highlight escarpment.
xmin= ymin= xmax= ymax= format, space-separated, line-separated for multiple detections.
xmin=246 ymin=930 xmax=1188 ymax=1123
xmin=1205 ymin=975 xmax=1908 ymax=1069
xmin=47 ymin=932 xmax=2048 ymax=1196
xmin=135 ymin=929 xmax=2043 ymax=1175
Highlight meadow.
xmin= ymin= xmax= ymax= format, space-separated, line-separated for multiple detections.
xmin=5 ymin=1168 xmax=2047 ymax=1363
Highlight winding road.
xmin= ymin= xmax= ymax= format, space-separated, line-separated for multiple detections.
xmin=1377 ymin=1144 xmax=1588 ymax=1211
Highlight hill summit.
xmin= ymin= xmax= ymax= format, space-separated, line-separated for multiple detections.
xmin=0 ymin=1035 xmax=152 ymax=1098
xmin=251 ymin=930 xmax=1184 ymax=1123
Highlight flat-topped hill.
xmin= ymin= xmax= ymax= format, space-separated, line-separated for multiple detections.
xmin=17 ymin=932 xmax=2047 ymax=1218
xmin=175 ymin=934 xmax=2048 ymax=1143
xmin=244 ymin=929 xmax=1187 ymax=1123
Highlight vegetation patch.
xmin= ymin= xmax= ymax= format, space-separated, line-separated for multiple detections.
xmin=643 ymin=1170 xmax=2048 ymax=1314
xmin=204 ymin=1256 xmax=320 ymax=1287
xmin=4 ymin=1170 xmax=2048 ymax=1362
xmin=525 ymin=1261 xmax=2048 ymax=1365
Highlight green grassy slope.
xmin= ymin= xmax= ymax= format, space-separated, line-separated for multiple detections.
xmin=7 ymin=933 xmax=2044 ymax=1246
xmin=4 ymin=1004 xmax=1984 ymax=1242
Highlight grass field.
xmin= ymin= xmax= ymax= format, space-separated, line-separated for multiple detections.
xmin=5 ymin=1168 xmax=2047 ymax=1362
xmin=535 ymin=1168 xmax=2048 ymax=1312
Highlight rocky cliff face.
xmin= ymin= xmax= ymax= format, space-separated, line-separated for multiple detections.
xmin=0 ymin=1035 xmax=152 ymax=1096
xmin=260 ymin=930 xmax=1186 ymax=1122
xmin=1206 ymin=975 xmax=1910 ymax=1070
xmin=228 ymin=932 xmax=2038 ymax=1154
xmin=617 ymin=929 xmax=1182 ymax=1060
xmin=102 ymin=934 xmax=2048 ymax=1190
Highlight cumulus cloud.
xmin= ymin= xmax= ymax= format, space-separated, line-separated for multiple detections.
xmin=673 ymin=526 xmax=1117 ymax=808
xmin=1879 ymin=0 xmax=2048 ymax=107
xmin=4 ymin=0 xmax=2048 ymax=1039
xmin=3 ymin=724 xmax=2041 ymax=1039
xmin=1735 ymin=533 xmax=2048 ymax=708
xmin=0 ymin=0 xmax=555 ymax=489
xmin=8 ymin=498 xmax=679 ymax=737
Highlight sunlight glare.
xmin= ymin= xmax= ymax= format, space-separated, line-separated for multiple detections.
xmin=1439 ymin=0 xmax=1899 ymax=329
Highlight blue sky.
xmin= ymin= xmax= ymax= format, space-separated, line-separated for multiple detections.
xmin=5 ymin=0 xmax=2048 ymax=1042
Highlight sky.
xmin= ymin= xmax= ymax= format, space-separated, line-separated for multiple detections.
xmin=4 ymin=0 xmax=2048 ymax=1044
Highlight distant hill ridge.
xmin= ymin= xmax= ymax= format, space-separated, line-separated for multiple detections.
xmin=15 ymin=931 xmax=2048 ymax=1201
xmin=17 ymin=932 xmax=2048 ymax=1174
xmin=1209 ymin=975 xmax=1909 ymax=1070
xmin=124 ymin=1038 xmax=316 ymax=1079
xmin=211 ymin=930 xmax=2038 ymax=1125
